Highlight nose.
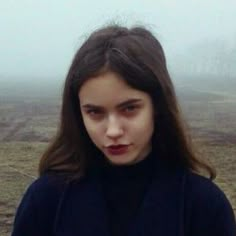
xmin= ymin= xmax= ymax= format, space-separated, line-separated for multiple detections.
xmin=105 ymin=115 xmax=124 ymax=139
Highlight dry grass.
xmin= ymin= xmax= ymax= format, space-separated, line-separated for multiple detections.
xmin=0 ymin=142 xmax=46 ymax=235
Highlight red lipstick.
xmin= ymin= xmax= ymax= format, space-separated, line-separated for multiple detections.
xmin=106 ymin=145 xmax=129 ymax=155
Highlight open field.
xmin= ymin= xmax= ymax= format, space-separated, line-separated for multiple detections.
xmin=178 ymin=89 xmax=236 ymax=215
xmin=0 ymin=82 xmax=236 ymax=235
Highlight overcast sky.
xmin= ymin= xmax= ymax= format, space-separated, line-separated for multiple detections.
xmin=0 ymin=0 xmax=236 ymax=80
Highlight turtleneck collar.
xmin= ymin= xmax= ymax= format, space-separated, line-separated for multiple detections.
xmin=101 ymin=150 xmax=156 ymax=180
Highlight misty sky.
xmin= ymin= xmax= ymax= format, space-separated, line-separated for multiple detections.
xmin=0 ymin=0 xmax=236 ymax=80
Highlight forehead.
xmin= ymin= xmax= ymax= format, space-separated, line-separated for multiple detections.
xmin=78 ymin=71 xmax=149 ymax=105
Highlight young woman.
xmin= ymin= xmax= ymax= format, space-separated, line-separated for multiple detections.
xmin=12 ymin=25 xmax=236 ymax=236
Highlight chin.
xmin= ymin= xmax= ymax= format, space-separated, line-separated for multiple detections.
xmin=105 ymin=156 xmax=138 ymax=166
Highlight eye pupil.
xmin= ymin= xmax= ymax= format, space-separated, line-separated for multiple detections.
xmin=125 ymin=106 xmax=135 ymax=112
xmin=87 ymin=109 xmax=100 ymax=115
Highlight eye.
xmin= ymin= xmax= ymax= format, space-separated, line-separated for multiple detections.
xmin=123 ymin=105 xmax=138 ymax=113
xmin=85 ymin=109 xmax=103 ymax=116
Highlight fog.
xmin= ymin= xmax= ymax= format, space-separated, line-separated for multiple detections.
xmin=0 ymin=0 xmax=236 ymax=84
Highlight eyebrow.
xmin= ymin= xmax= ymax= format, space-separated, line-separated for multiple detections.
xmin=81 ymin=98 xmax=142 ymax=109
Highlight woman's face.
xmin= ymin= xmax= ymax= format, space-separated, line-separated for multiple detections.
xmin=79 ymin=71 xmax=155 ymax=166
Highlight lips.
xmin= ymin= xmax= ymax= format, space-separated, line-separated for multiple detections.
xmin=106 ymin=144 xmax=130 ymax=155
xmin=109 ymin=145 xmax=128 ymax=148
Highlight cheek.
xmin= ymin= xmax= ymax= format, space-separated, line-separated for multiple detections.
xmin=137 ymin=117 xmax=154 ymax=144
xmin=132 ymin=111 xmax=154 ymax=133
xmin=82 ymin=118 xmax=103 ymax=143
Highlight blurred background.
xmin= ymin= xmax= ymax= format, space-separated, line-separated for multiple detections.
xmin=0 ymin=0 xmax=235 ymax=235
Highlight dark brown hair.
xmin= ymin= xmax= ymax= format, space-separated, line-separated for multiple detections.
xmin=39 ymin=24 xmax=216 ymax=180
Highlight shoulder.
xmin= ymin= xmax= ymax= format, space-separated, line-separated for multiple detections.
xmin=17 ymin=173 xmax=69 ymax=214
xmin=185 ymin=171 xmax=226 ymax=203
xmin=12 ymin=173 xmax=69 ymax=236
xmin=25 ymin=173 xmax=94 ymax=206
xmin=184 ymin=171 xmax=236 ymax=235
xmin=184 ymin=170 xmax=233 ymax=213
xmin=26 ymin=173 xmax=67 ymax=200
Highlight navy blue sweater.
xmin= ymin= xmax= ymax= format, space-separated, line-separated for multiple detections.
xmin=101 ymin=151 xmax=154 ymax=236
xmin=11 ymin=156 xmax=236 ymax=236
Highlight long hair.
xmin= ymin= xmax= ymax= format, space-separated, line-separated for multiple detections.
xmin=39 ymin=25 xmax=216 ymax=180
